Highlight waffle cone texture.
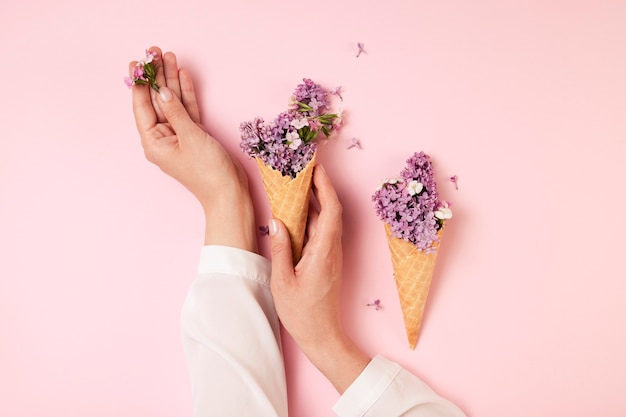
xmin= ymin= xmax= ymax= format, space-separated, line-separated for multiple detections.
xmin=256 ymin=154 xmax=316 ymax=263
xmin=384 ymin=223 xmax=443 ymax=349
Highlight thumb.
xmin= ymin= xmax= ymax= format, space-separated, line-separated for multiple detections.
xmin=269 ymin=218 xmax=295 ymax=283
xmin=157 ymin=86 xmax=199 ymax=139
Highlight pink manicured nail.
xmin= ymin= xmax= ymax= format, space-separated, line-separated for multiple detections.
xmin=269 ymin=219 xmax=278 ymax=236
xmin=159 ymin=86 xmax=172 ymax=101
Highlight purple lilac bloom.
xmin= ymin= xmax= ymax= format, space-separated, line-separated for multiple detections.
xmin=293 ymin=78 xmax=329 ymax=117
xmin=372 ymin=152 xmax=448 ymax=252
xmin=240 ymin=79 xmax=340 ymax=179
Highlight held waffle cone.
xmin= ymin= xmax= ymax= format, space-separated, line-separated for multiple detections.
xmin=256 ymin=153 xmax=316 ymax=263
xmin=384 ymin=223 xmax=443 ymax=349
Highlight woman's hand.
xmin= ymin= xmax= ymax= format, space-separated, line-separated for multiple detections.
xmin=129 ymin=47 xmax=257 ymax=252
xmin=269 ymin=165 xmax=370 ymax=393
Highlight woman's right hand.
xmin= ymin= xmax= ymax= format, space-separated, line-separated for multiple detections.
xmin=268 ymin=165 xmax=370 ymax=393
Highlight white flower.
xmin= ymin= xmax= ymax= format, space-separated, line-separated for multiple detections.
xmin=287 ymin=95 xmax=298 ymax=109
xmin=406 ymin=180 xmax=424 ymax=196
xmin=286 ymin=131 xmax=302 ymax=150
xmin=376 ymin=177 xmax=403 ymax=190
xmin=290 ymin=117 xmax=309 ymax=129
xmin=434 ymin=207 xmax=453 ymax=220
xmin=139 ymin=50 xmax=156 ymax=65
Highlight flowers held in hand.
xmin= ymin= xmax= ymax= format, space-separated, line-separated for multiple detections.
xmin=124 ymin=50 xmax=160 ymax=92
xmin=240 ymin=79 xmax=342 ymax=178
xmin=372 ymin=152 xmax=452 ymax=253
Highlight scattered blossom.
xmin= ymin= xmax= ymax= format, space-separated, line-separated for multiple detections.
xmin=450 ymin=175 xmax=459 ymax=190
xmin=259 ymin=225 xmax=270 ymax=236
xmin=124 ymin=49 xmax=160 ymax=92
xmin=347 ymin=137 xmax=361 ymax=150
xmin=330 ymin=86 xmax=343 ymax=101
xmin=356 ymin=42 xmax=366 ymax=57
xmin=367 ymin=299 xmax=382 ymax=310
xmin=372 ymin=152 xmax=451 ymax=253
xmin=240 ymin=79 xmax=342 ymax=178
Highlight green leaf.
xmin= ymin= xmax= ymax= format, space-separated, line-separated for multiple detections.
xmin=297 ymin=101 xmax=314 ymax=111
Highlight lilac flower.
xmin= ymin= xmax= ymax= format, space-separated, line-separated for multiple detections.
xmin=347 ymin=137 xmax=361 ymax=150
xmin=330 ymin=86 xmax=343 ymax=101
xmin=240 ymin=79 xmax=342 ymax=179
xmin=435 ymin=207 xmax=453 ymax=220
xmin=372 ymin=152 xmax=451 ymax=252
xmin=367 ymin=299 xmax=382 ymax=310
xmin=259 ymin=225 xmax=270 ymax=236
xmin=124 ymin=49 xmax=160 ymax=92
xmin=139 ymin=49 xmax=157 ymax=65
xmin=290 ymin=117 xmax=308 ymax=129
xmin=406 ymin=180 xmax=423 ymax=196
xmin=356 ymin=42 xmax=366 ymax=57
xmin=450 ymin=175 xmax=459 ymax=190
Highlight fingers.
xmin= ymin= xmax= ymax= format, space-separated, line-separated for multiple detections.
xmin=163 ymin=52 xmax=182 ymax=99
xmin=131 ymin=61 xmax=157 ymax=134
xmin=131 ymin=46 xmax=201 ymax=138
xmin=150 ymin=46 xmax=166 ymax=92
xmin=180 ymin=68 xmax=201 ymax=124
xmin=156 ymin=86 xmax=201 ymax=140
xmin=269 ymin=218 xmax=295 ymax=285
xmin=306 ymin=204 xmax=320 ymax=240
xmin=312 ymin=165 xmax=343 ymax=238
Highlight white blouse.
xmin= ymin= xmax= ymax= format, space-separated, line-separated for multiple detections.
xmin=181 ymin=246 xmax=465 ymax=417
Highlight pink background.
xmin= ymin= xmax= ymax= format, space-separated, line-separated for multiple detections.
xmin=1 ymin=1 xmax=625 ymax=416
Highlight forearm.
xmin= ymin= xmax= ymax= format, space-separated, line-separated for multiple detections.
xmin=299 ymin=332 xmax=371 ymax=394
xmin=201 ymin=186 xmax=258 ymax=253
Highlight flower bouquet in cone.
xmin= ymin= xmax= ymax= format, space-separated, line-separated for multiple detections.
xmin=372 ymin=152 xmax=452 ymax=349
xmin=240 ymin=79 xmax=342 ymax=263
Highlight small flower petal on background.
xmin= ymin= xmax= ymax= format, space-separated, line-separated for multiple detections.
xmin=330 ymin=86 xmax=343 ymax=101
xmin=450 ymin=174 xmax=459 ymax=190
xmin=356 ymin=42 xmax=366 ymax=57
xmin=259 ymin=225 xmax=270 ymax=236
xmin=347 ymin=137 xmax=361 ymax=150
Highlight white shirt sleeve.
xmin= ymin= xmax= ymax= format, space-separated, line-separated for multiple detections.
xmin=333 ymin=355 xmax=466 ymax=417
xmin=181 ymin=246 xmax=464 ymax=417
xmin=180 ymin=246 xmax=288 ymax=417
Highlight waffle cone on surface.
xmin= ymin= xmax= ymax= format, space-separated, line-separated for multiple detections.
xmin=384 ymin=223 xmax=443 ymax=349
xmin=256 ymin=153 xmax=316 ymax=263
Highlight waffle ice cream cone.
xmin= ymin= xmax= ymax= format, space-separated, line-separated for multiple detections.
xmin=256 ymin=153 xmax=316 ymax=263
xmin=384 ymin=223 xmax=443 ymax=349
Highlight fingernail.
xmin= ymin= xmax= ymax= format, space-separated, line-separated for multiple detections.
xmin=159 ymin=86 xmax=172 ymax=102
xmin=269 ymin=219 xmax=278 ymax=236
